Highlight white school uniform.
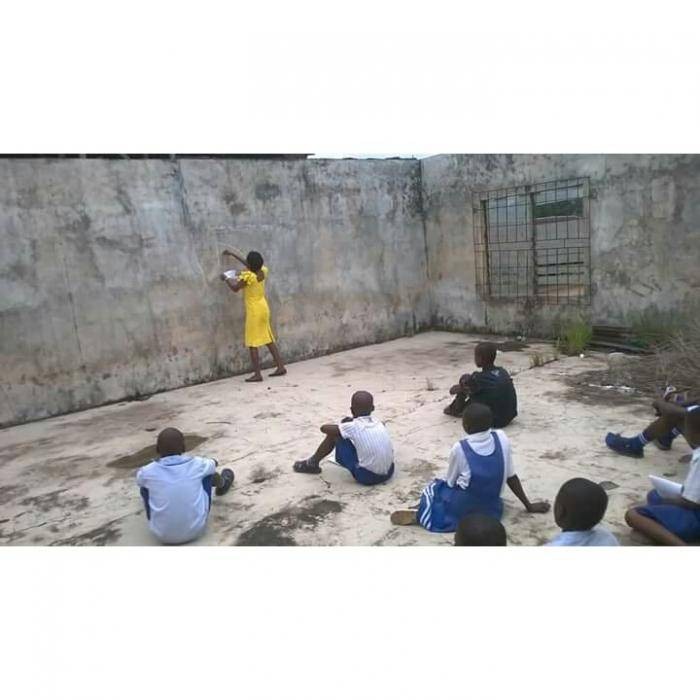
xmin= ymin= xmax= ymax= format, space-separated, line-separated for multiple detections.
xmin=136 ymin=454 xmax=216 ymax=545
xmin=338 ymin=415 xmax=394 ymax=475
xmin=546 ymin=527 xmax=619 ymax=546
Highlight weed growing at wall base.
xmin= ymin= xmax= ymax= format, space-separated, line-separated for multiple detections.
xmin=556 ymin=316 xmax=593 ymax=356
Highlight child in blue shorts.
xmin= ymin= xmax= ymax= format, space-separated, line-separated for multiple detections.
xmin=292 ymin=390 xmax=395 ymax=485
xmin=625 ymin=415 xmax=700 ymax=545
xmin=391 ymin=402 xmax=549 ymax=532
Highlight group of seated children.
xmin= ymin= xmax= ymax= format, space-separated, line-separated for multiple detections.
xmin=604 ymin=388 xmax=700 ymax=546
xmin=135 ymin=342 xmax=699 ymax=546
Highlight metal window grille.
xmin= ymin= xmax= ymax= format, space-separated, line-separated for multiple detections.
xmin=473 ymin=177 xmax=591 ymax=305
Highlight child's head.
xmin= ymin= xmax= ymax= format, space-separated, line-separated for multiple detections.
xmin=454 ymin=514 xmax=507 ymax=546
xmin=554 ymin=478 xmax=608 ymax=532
xmin=350 ymin=390 xmax=374 ymax=418
xmin=462 ymin=401 xmax=493 ymax=434
xmin=156 ymin=427 xmax=185 ymax=457
xmin=474 ymin=342 xmax=497 ymax=368
xmin=246 ymin=251 xmax=264 ymax=272
xmin=685 ymin=407 xmax=700 ymax=448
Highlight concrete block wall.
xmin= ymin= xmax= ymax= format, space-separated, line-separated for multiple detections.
xmin=2 ymin=154 xmax=699 ymax=427
xmin=0 ymin=157 xmax=429 ymax=427
xmin=421 ymin=154 xmax=700 ymax=336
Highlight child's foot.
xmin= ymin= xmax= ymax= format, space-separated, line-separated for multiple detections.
xmin=215 ymin=468 xmax=235 ymax=496
xmin=390 ymin=510 xmax=418 ymax=526
xmin=245 ymin=374 xmax=263 ymax=383
xmin=293 ymin=458 xmax=322 ymax=474
xmin=269 ymin=368 xmax=287 ymax=377
xmin=605 ymin=432 xmax=644 ymax=458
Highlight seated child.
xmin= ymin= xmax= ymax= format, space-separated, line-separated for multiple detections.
xmin=625 ymin=434 xmax=700 ymax=546
xmin=292 ymin=390 xmax=394 ymax=485
xmin=136 ymin=427 xmax=234 ymax=545
xmin=454 ymin=513 xmax=507 ymax=546
xmin=391 ymin=402 xmax=549 ymax=532
xmin=443 ymin=341 xmax=517 ymax=428
xmin=546 ymin=478 xmax=619 ymax=546
xmin=605 ymin=394 xmax=700 ymax=458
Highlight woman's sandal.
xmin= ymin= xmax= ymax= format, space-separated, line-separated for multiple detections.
xmin=245 ymin=375 xmax=263 ymax=383
xmin=269 ymin=369 xmax=287 ymax=377
xmin=293 ymin=459 xmax=322 ymax=474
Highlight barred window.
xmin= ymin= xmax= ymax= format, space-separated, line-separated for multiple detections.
xmin=473 ymin=177 xmax=591 ymax=304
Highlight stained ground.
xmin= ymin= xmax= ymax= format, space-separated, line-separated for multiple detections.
xmin=0 ymin=331 xmax=691 ymax=546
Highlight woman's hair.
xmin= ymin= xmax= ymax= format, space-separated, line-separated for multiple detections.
xmin=246 ymin=251 xmax=264 ymax=272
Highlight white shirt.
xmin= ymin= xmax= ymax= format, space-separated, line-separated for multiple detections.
xmin=546 ymin=527 xmax=620 ymax=547
xmin=338 ymin=415 xmax=394 ymax=475
xmin=681 ymin=448 xmax=700 ymax=503
xmin=445 ymin=429 xmax=516 ymax=490
xmin=136 ymin=454 xmax=216 ymax=545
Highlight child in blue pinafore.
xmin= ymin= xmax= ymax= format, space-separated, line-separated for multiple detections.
xmin=391 ymin=402 xmax=550 ymax=532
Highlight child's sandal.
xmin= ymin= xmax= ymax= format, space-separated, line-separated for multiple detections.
xmin=293 ymin=459 xmax=322 ymax=474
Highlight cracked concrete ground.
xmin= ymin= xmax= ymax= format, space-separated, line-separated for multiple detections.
xmin=0 ymin=331 xmax=692 ymax=546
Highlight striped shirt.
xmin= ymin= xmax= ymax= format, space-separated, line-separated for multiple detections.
xmin=338 ymin=415 xmax=394 ymax=475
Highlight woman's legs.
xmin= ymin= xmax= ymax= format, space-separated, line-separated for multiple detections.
xmin=267 ymin=342 xmax=286 ymax=376
xmin=246 ymin=347 xmax=263 ymax=382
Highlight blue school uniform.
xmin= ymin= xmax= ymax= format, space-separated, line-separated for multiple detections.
xmin=637 ymin=490 xmax=700 ymax=542
xmin=417 ymin=433 xmax=505 ymax=533
xmin=636 ymin=447 xmax=700 ymax=542
xmin=335 ymin=438 xmax=395 ymax=485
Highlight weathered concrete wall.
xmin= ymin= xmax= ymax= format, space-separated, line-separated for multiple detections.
xmin=0 ymin=158 xmax=429 ymax=427
xmin=422 ymin=154 xmax=700 ymax=336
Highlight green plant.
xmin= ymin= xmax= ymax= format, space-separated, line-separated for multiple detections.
xmin=556 ymin=316 xmax=593 ymax=356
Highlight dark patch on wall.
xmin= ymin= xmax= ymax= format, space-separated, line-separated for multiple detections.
xmin=255 ymin=182 xmax=281 ymax=201
xmin=223 ymin=191 xmax=248 ymax=217
xmin=236 ymin=496 xmax=344 ymax=546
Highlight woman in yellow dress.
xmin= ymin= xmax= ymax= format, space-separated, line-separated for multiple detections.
xmin=221 ymin=249 xmax=286 ymax=382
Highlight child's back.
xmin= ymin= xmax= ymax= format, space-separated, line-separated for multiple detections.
xmin=137 ymin=453 xmax=217 ymax=545
xmin=467 ymin=365 xmax=517 ymax=429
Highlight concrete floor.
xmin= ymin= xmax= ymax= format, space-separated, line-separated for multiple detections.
xmin=0 ymin=331 xmax=691 ymax=546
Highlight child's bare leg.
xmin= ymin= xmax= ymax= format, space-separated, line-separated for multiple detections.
xmin=293 ymin=432 xmax=336 ymax=474
xmin=625 ymin=508 xmax=686 ymax=546
xmin=310 ymin=433 xmax=336 ymax=464
xmin=267 ymin=342 xmax=287 ymax=376
xmin=246 ymin=347 xmax=263 ymax=382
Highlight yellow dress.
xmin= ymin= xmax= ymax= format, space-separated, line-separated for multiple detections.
xmin=239 ymin=266 xmax=275 ymax=348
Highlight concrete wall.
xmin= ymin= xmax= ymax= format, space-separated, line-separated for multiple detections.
xmin=0 ymin=158 xmax=429 ymax=427
xmin=3 ymin=154 xmax=699 ymax=427
xmin=422 ymin=154 xmax=700 ymax=336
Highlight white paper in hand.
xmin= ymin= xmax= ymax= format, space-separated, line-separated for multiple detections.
xmin=649 ymin=475 xmax=683 ymax=499
xmin=223 ymin=269 xmax=239 ymax=281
